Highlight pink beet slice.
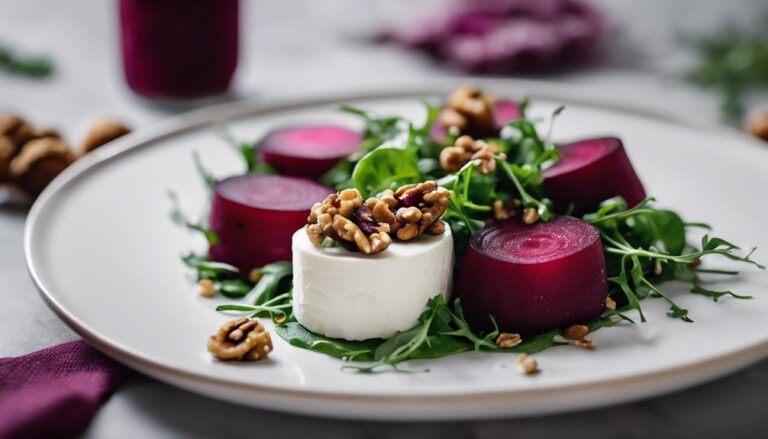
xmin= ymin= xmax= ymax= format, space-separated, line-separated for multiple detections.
xmin=493 ymin=99 xmax=522 ymax=127
xmin=455 ymin=217 xmax=607 ymax=333
xmin=208 ymin=174 xmax=332 ymax=273
xmin=543 ymin=137 xmax=646 ymax=215
xmin=258 ymin=125 xmax=362 ymax=178
xmin=430 ymin=99 xmax=521 ymax=142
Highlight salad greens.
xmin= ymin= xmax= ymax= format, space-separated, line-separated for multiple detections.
xmin=174 ymin=92 xmax=762 ymax=373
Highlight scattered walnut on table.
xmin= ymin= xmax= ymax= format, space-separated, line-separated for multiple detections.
xmin=81 ymin=119 xmax=132 ymax=155
xmin=9 ymin=137 xmax=75 ymax=197
xmin=0 ymin=114 xmax=35 ymax=148
xmin=0 ymin=136 xmax=15 ymax=183
xmin=207 ymin=318 xmax=273 ymax=361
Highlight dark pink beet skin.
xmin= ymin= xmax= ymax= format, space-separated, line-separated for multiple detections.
xmin=208 ymin=175 xmax=332 ymax=274
xmin=543 ymin=137 xmax=646 ymax=215
xmin=258 ymin=125 xmax=362 ymax=179
xmin=119 ymin=0 xmax=239 ymax=98
xmin=455 ymin=217 xmax=607 ymax=333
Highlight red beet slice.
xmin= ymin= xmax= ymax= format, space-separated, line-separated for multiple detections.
xmin=258 ymin=125 xmax=362 ymax=178
xmin=455 ymin=217 xmax=607 ymax=333
xmin=208 ymin=174 xmax=332 ymax=273
xmin=543 ymin=137 xmax=646 ymax=215
xmin=430 ymin=99 xmax=521 ymax=142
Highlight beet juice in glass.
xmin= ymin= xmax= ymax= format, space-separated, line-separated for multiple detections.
xmin=119 ymin=0 xmax=239 ymax=99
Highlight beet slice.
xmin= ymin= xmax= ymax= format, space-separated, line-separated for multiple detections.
xmin=258 ymin=125 xmax=362 ymax=178
xmin=430 ymin=99 xmax=521 ymax=142
xmin=455 ymin=217 xmax=607 ymax=333
xmin=208 ymin=174 xmax=332 ymax=274
xmin=494 ymin=99 xmax=522 ymax=127
xmin=543 ymin=137 xmax=646 ymax=215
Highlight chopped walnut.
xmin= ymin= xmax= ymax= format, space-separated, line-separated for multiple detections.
xmin=306 ymin=188 xmax=392 ymax=254
xmin=605 ymin=296 xmax=617 ymax=310
xmin=391 ymin=181 xmax=450 ymax=241
xmin=439 ymin=135 xmax=506 ymax=175
xmin=572 ymin=339 xmax=595 ymax=350
xmin=522 ymin=207 xmax=540 ymax=225
xmin=493 ymin=199 xmax=520 ymax=220
xmin=306 ymin=182 xmax=450 ymax=254
xmin=516 ymin=353 xmax=539 ymax=375
xmin=439 ymin=87 xmax=497 ymax=138
xmin=207 ymin=318 xmax=273 ymax=361
xmin=198 ymin=279 xmax=215 ymax=298
xmin=9 ymin=137 xmax=75 ymax=197
xmin=496 ymin=332 xmax=522 ymax=348
xmin=562 ymin=324 xmax=589 ymax=341
xmin=81 ymin=119 xmax=132 ymax=155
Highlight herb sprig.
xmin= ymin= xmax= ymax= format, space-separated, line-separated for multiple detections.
xmin=0 ymin=44 xmax=53 ymax=78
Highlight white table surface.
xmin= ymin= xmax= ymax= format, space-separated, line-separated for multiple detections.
xmin=2 ymin=0 xmax=768 ymax=437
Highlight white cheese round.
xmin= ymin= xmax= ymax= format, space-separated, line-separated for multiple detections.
xmin=291 ymin=225 xmax=454 ymax=341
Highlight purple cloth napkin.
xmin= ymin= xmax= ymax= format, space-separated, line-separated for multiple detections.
xmin=0 ymin=341 xmax=127 ymax=439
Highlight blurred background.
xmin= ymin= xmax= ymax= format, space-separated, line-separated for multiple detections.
xmin=2 ymin=0 xmax=768 ymax=437
xmin=2 ymin=0 xmax=768 ymax=136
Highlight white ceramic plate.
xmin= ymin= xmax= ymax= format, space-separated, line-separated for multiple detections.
xmin=25 ymin=83 xmax=768 ymax=420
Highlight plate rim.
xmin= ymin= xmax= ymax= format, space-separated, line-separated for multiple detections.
xmin=23 ymin=79 xmax=768 ymax=408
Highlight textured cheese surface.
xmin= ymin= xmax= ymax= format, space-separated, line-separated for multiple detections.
xmin=291 ymin=226 xmax=454 ymax=341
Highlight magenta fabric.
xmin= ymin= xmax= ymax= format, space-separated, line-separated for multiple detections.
xmin=0 ymin=341 xmax=127 ymax=439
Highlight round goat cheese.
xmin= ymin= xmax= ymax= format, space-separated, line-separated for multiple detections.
xmin=291 ymin=226 xmax=454 ymax=341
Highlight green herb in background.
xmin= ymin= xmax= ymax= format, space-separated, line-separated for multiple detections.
xmin=0 ymin=44 xmax=54 ymax=78
xmin=689 ymin=23 xmax=768 ymax=122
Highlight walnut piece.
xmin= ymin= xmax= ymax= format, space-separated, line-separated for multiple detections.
xmin=207 ymin=318 xmax=273 ymax=361
xmin=0 ymin=136 xmax=15 ymax=183
xmin=9 ymin=137 xmax=75 ymax=197
xmin=0 ymin=114 xmax=35 ymax=148
xmin=439 ymin=87 xmax=497 ymax=138
xmin=439 ymin=135 xmax=506 ymax=174
xmin=306 ymin=182 xmax=450 ymax=254
xmin=562 ymin=324 xmax=589 ymax=341
xmin=746 ymin=111 xmax=768 ymax=142
xmin=81 ymin=119 xmax=132 ymax=155
xmin=306 ymin=188 xmax=392 ymax=254
xmin=496 ymin=332 xmax=522 ymax=348
xmin=516 ymin=353 xmax=539 ymax=375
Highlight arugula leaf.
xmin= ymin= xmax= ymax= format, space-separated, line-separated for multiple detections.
xmin=275 ymin=322 xmax=379 ymax=362
xmin=168 ymin=191 xmax=218 ymax=246
xmin=244 ymin=261 xmax=293 ymax=305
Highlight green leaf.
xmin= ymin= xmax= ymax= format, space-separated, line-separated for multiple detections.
xmin=691 ymin=284 xmax=752 ymax=302
xmin=275 ymin=322 xmax=379 ymax=362
xmin=0 ymin=45 xmax=54 ymax=78
xmin=168 ymin=191 xmax=218 ymax=246
xmin=352 ymin=146 xmax=421 ymax=197
xmin=245 ymin=261 xmax=293 ymax=305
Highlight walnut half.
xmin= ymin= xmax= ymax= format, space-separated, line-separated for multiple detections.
xmin=207 ymin=318 xmax=273 ymax=361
